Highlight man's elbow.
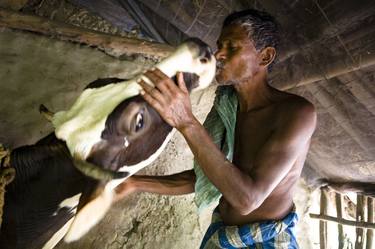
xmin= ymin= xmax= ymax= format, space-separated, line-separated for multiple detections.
xmin=235 ymin=195 xmax=263 ymax=215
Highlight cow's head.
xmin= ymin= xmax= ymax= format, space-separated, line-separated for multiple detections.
xmin=60 ymin=38 xmax=216 ymax=181
xmin=51 ymin=38 xmax=215 ymax=242
xmin=85 ymin=74 xmax=212 ymax=177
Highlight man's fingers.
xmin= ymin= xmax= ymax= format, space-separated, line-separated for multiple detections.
xmin=144 ymin=69 xmax=163 ymax=84
xmin=150 ymin=68 xmax=169 ymax=81
xmin=177 ymin=72 xmax=188 ymax=93
xmin=138 ymin=78 xmax=153 ymax=92
xmin=138 ymin=80 xmax=166 ymax=105
xmin=151 ymin=68 xmax=180 ymax=92
xmin=144 ymin=70 xmax=172 ymax=97
xmin=140 ymin=89 xmax=163 ymax=111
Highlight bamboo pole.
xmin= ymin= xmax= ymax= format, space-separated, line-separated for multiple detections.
xmin=355 ymin=195 xmax=365 ymax=249
xmin=366 ymin=198 xmax=373 ymax=249
xmin=309 ymin=214 xmax=375 ymax=230
xmin=320 ymin=188 xmax=328 ymax=249
xmin=0 ymin=8 xmax=174 ymax=58
xmin=336 ymin=193 xmax=344 ymax=249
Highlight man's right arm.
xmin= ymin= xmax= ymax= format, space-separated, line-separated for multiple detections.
xmin=113 ymin=170 xmax=196 ymax=202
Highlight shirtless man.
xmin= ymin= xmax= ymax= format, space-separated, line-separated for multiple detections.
xmin=115 ymin=9 xmax=317 ymax=248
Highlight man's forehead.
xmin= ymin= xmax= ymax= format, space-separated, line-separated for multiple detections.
xmin=217 ymin=24 xmax=250 ymax=43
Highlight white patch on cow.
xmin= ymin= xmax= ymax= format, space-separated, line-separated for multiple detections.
xmin=53 ymin=193 xmax=81 ymax=216
xmin=52 ymin=82 xmax=141 ymax=159
xmin=64 ymin=189 xmax=114 ymax=243
xmin=52 ymin=41 xmax=215 ymax=160
xmin=42 ymin=217 xmax=75 ymax=249
xmin=42 ymin=194 xmax=80 ymax=248
xmin=123 ymin=136 xmax=129 ymax=148
xmin=152 ymin=44 xmax=216 ymax=91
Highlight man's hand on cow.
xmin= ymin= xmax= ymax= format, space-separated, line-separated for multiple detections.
xmin=138 ymin=68 xmax=196 ymax=130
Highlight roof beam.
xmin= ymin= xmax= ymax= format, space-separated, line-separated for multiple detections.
xmin=271 ymin=48 xmax=375 ymax=90
xmin=0 ymin=7 xmax=174 ymax=58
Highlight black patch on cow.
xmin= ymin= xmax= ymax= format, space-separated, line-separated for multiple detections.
xmin=0 ymin=133 xmax=96 ymax=249
xmin=171 ymin=72 xmax=200 ymax=91
xmin=84 ymin=77 xmax=127 ymax=89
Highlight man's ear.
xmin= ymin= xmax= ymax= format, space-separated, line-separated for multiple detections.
xmin=259 ymin=47 xmax=276 ymax=67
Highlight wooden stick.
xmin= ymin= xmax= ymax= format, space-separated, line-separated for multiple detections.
xmin=320 ymin=188 xmax=328 ymax=249
xmin=309 ymin=214 xmax=375 ymax=230
xmin=355 ymin=195 xmax=365 ymax=249
xmin=366 ymin=198 xmax=374 ymax=249
xmin=0 ymin=7 xmax=174 ymax=58
xmin=336 ymin=193 xmax=344 ymax=249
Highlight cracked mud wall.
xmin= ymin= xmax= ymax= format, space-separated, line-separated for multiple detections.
xmin=0 ymin=28 xmax=314 ymax=249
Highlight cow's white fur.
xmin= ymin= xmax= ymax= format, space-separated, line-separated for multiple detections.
xmin=42 ymin=193 xmax=81 ymax=249
xmin=53 ymin=79 xmax=141 ymax=159
xmin=43 ymin=217 xmax=75 ymax=249
xmin=64 ymin=189 xmax=113 ymax=242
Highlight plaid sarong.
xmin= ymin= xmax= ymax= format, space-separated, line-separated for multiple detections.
xmin=200 ymin=207 xmax=299 ymax=249
xmin=193 ymin=86 xmax=238 ymax=212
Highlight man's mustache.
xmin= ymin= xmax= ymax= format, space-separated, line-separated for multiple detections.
xmin=216 ymin=60 xmax=225 ymax=69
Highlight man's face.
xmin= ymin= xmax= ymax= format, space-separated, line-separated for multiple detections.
xmin=215 ymin=24 xmax=261 ymax=85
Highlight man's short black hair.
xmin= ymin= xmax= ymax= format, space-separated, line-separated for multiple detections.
xmin=223 ymin=9 xmax=280 ymax=52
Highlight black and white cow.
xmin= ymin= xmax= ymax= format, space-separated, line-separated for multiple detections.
xmin=0 ymin=38 xmax=216 ymax=249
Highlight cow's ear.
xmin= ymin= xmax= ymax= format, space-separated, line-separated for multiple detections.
xmin=64 ymin=185 xmax=114 ymax=242
xmin=39 ymin=104 xmax=54 ymax=122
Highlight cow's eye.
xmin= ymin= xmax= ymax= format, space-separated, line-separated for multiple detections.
xmin=200 ymin=58 xmax=208 ymax=64
xmin=135 ymin=112 xmax=144 ymax=132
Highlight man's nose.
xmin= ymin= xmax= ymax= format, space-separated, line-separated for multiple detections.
xmin=214 ymin=49 xmax=226 ymax=60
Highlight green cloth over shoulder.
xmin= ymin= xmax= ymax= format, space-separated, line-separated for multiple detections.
xmin=193 ymin=86 xmax=238 ymax=212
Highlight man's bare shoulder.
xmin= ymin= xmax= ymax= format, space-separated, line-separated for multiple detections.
xmin=274 ymin=93 xmax=317 ymax=131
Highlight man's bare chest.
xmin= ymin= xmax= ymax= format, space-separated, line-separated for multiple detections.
xmin=233 ymin=108 xmax=278 ymax=171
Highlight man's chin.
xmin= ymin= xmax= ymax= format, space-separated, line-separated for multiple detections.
xmin=215 ymin=75 xmax=237 ymax=86
xmin=215 ymin=74 xmax=228 ymax=85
